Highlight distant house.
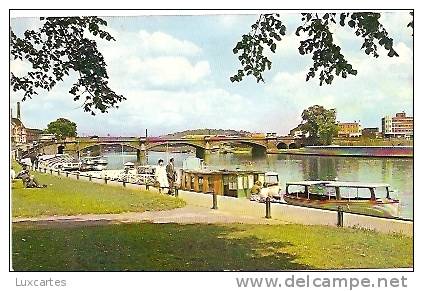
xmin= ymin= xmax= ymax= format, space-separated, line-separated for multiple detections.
xmin=289 ymin=125 xmax=305 ymax=139
xmin=362 ymin=127 xmax=380 ymax=139
xmin=10 ymin=102 xmax=42 ymax=145
xmin=337 ymin=122 xmax=362 ymax=138
xmin=11 ymin=117 xmax=27 ymax=144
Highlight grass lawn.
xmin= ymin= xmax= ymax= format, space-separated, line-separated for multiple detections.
xmin=12 ymin=163 xmax=185 ymax=217
xmin=12 ymin=222 xmax=412 ymax=271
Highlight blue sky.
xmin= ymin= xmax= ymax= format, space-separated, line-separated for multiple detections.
xmin=10 ymin=12 xmax=413 ymax=136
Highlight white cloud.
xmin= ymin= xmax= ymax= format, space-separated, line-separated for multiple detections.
xmin=123 ymin=56 xmax=210 ymax=87
xmin=137 ymin=30 xmax=201 ymax=56
xmin=10 ymin=59 xmax=32 ymax=77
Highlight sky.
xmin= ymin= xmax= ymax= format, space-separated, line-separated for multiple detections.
xmin=10 ymin=12 xmax=413 ymax=137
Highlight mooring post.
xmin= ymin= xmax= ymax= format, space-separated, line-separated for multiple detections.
xmin=174 ymin=187 xmax=179 ymax=197
xmin=123 ymin=180 xmax=126 ymax=187
xmin=66 ymin=172 xmax=69 ymax=177
xmin=104 ymin=175 xmax=108 ymax=184
xmin=76 ymin=173 xmax=80 ymax=180
xmin=50 ymin=169 xmax=53 ymax=175
xmin=58 ymin=170 xmax=61 ymax=176
xmin=265 ymin=196 xmax=272 ymax=219
xmin=337 ymin=206 xmax=344 ymax=227
xmin=146 ymin=184 xmax=150 ymax=191
xmin=212 ymin=192 xmax=218 ymax=210
xmin=89 ymin=174 xmax=92 ymax=182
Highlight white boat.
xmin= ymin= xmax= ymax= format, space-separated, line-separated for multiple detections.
xmin=283 ymin=181 xmax=400 ymax=218
xmin=80 ymin=156 xmax=108 ymax=171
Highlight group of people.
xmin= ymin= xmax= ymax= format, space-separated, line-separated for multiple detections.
xmin=12 ymin=164 xmax=47 ymax=188
xmin=155 ymin=158 xmax=177 ymax=195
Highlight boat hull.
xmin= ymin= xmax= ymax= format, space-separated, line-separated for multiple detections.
xmin=283 ymin=195 xmax=400 ymax=218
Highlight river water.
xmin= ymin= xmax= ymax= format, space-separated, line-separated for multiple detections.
xmin=104 ymin=151 xmax=413 ymax=219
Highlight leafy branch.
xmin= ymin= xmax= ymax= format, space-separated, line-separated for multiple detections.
xmin=10 ymin=16 xmax=125 ymax=115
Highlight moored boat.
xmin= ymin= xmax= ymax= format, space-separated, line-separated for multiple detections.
xmin=283 ymin=181 xmax=400 ymax=218
xmin=179 ymin=168 xmax=282 ymax=199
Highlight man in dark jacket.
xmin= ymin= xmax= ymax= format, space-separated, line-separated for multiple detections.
xmin=166 ymin=158 xmax=176 ymax=194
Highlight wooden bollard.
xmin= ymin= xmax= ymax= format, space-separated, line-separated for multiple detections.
xmin=77 ymin=173 xmax=80 ymax=180
xmin=123 ymin=181 xmax=126 ymax=187
xmin=89 ymin=174 xmax=92 ymax=181
xmin=104 ymin=176 xmax=108 ymax=184
xmin=66 ymin=172 xmax=69 ymax=177
xmin=337 ymin=206 xmax=344 ymax=227
xmin=146 ymin=184 xmax=150 ymax=191
xmin=212 ymin=192 xmax=218 ymax=210
xmin=58 ymin=170 xmax=61 ymax=176
xmin=174 ymin=187 xmax=178 ymax=197
xmin=50 ymin=169 xmax=53 ymax=175
xmin=265 ymin=197 xmax=271 ymax=219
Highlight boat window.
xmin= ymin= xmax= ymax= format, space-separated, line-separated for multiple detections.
xmin=208 ymin=176 xmax=214 ymax=192
xmin=229 ymin=176 xmax=237 ymax=190
xmin=248 ymin=175 xmax=254 ymax=188
xmin=190 ymin=175 xmax=195 ymax=190
xmin=374 ymin=187 xmax=390 ymax=199
xmin=337 ymin=187 xmax=372 ymax=199
xmin=198 ymin=176 xmax=204 ymax=191
xmin=265 ymin=175 xmax=279 ymax=185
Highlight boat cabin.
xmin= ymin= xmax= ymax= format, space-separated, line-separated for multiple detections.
xmin=285 ymin=181 xmax=394 ymax=201
xmin=179 ymin=169 xmax=267 ymax=198
xmin=324 ymin=181 xmax=394 ymax=201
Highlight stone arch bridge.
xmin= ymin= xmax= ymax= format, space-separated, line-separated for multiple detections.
xmin=28 ymin=136 xmax=301 ymax=160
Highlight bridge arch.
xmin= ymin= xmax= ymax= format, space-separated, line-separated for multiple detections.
xmin=288 ymin=143 xmax=298 ymax=149
xmin=77 ymin=142 xmax=143 ymax=154
xmin=277 ymin=142 xmax=288 ymax=149
xmin=145 ymin=141 xmax=207 ymax=158
xmin=234 ymin=141 xmax=267 ymax=155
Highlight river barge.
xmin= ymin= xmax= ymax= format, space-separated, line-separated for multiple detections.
xmin=179 ymin=169 xmax=281 ymax=198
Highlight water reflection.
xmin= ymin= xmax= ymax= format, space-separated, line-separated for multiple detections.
xmin=103 ymin=151 xmax=413 ymax=219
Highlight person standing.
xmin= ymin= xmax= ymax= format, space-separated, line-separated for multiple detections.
xmin=166 ymin=158 xmax=176 ymax=194
xmin=155 ymin=159 xmax=169 ymax=193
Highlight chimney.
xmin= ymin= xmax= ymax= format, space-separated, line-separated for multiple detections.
xmin=17 ymin=102 xmax=21 ymax=120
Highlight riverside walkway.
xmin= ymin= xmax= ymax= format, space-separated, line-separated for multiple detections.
xmin=22 ymin=167 xmax=413 ymax=236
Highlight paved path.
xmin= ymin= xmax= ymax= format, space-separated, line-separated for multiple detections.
xmin=12 ymin=205 xmax=283 ymax=227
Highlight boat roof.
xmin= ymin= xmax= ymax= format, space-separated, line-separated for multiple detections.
xmin=265 ymin=171 xmax=279 ymax=176
xmin=325 ymin=181 xmax=391 ymax=188
xmin=286 ymin=181 xmax=332 ymax=186
xmin=182 ymin=169 xmax=264 ymax=175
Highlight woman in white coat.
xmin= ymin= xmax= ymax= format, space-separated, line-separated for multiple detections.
xmin=155 ymin=159 xmax=169 ymax=193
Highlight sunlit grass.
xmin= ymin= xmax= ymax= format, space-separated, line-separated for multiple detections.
xmin=12 ymin=222 xmax=412 ymax=271
xmin=12 ymin=162 xmax=185 ymax=217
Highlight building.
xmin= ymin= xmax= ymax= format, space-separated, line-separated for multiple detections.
xmin=362 ymin=127 xmax=380 ymax=139
xmin=10 ymin=101 xmax=42 ymax=145
xmin=11 ymin=117 xmax=27 ymax=144
xmin=289 ymin=125 xmax=305 ymax=139
xmin=27 ymin=128 xmax=43 ymax=143
xmin=382 ymin=112 xmax=413 ymax=138
xmin=338 ymin=122 xmax=362 ymax=138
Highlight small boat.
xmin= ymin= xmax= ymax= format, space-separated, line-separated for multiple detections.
xmin=283 ymin=181 xmax=400 ymax=218
xmin=179 ymin=169 xmax=282 ymax=199
xmin=80 ymin=156 xmax=108 ymax=171
xmin=124 ymin=162 xmax=135 ymax=169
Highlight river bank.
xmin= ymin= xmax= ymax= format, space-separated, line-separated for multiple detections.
xmin=29 ymin=166 xmax=413 ymax=235
xmin=11 ymin=166 xmax=413 ymax=270
xmin=270 ymin=145 xmax=413 ymax=158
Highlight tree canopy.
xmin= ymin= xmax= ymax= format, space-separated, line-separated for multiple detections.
xmin=45 ymin=118 xmax=77 ymax=140
xmin=231 ymin=12 xmax=413 ymax=85
xmin=299 ymin=105 xmax=338 ymax=145
xmin=10 ymin=17 xmax=125 ymax=115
